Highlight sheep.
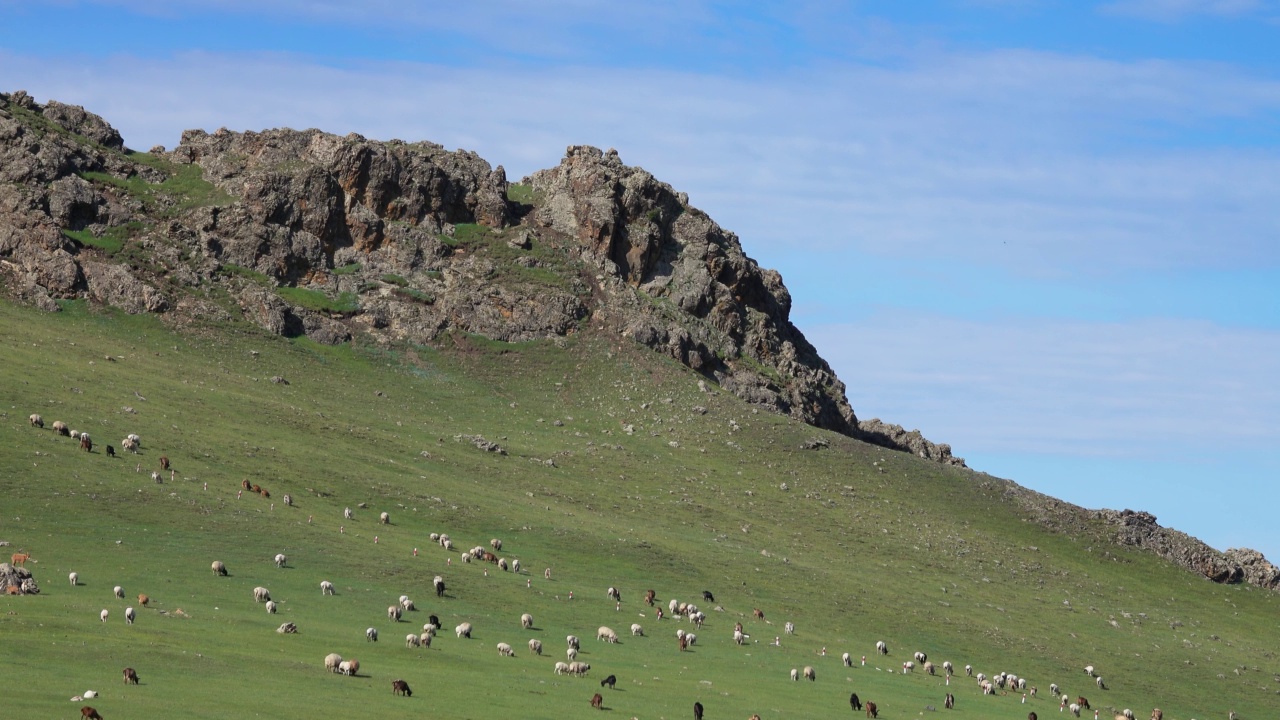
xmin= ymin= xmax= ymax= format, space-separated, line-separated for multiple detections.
xmin=434 ymin=576 xmax=445 ymax=597
xmin=914 ymin=651 xmax=928 ymax=664
xmin=211 ymin=561 xmax=227 ymax=576
xmin=1069 ymin=703 xmax=1081 ymax=717
xmin=555 ymin=662 xmax=570 ymax=675
xmin=380 ymin=511 xmax=389 ymax=524
xmin=1050 ymin=683 xmax=1060 ymax=697
xmin=114 ymin=585 xmax=124 ymax=599
xmin=125 ymin=607 xmax=135 ymax=625
xmin=392 ymin=679 xmax=412 ymax=696
xmin=676 ymin=628 xmax=686 ymax=640
xmin=966 ymin=664 xmax=973 ymax=676
xmin=491 ymin=538 xmax=502 ymax=551
xmin=53 ymin=420 xmax=68 ymax=435
xmin=388 ymin=605 xmax=402 ymax=622
xmin=320 ymin=580 xmax=335 ymax=595
xmin=607 ymin=586 xmax=621 ymax=601
xmin=669 ymin=598 xmax=680 ymax=615
xmin=924 ymin=661 xmax=935 ymax=675
xmin=529 ymin=638 xmax=543 ymax=655
xmin=791 ymin=668 xmax=799 ymax=681
xmin=1085 ymin=665 xmax=1095 ymax=676
xmin=597 ymin=626 xmax=618 ymax=643
xmin=521 ymin=613 xmax=534 ymax=629
xmin=591 ymin=692 xmax=603 ymax=709
xmin=545 ymin=567 xmax=552 ymax=580
xmin=122 ymin=667 xmax=139 ymax=685
xmin=498 ymin=557 xmax=509 ymax=571
xmin=324 ymin=653 xmax=343 ymax=672
xmin=569 ymin=661 xmax=591 ymax=677
xmin=265 ymin=601 xmax=277 ymax=614
xmin=734 ymin=630 xmax=745 ymax=645
xmin=419 ymin=632 xmax=433 ymax=648
xmin=405 ymin=633 xmax=419 ymax=647
xmin=686 ymin=632 xmax=697 ymax=645
xmin=253 ymin=587 xmax=270 ymax=603
xmin=401 ymin=597 xmax=415 ymax=611
xmin=903 ymin=661 xmax=915 ymax=673
xmin=338 ymin=659 xmax=360 ymax=676
xmin=1097 ymin=676 xmax=1105 ymax=689
xmin=277 ymin=622 xmax=298 ymax=633
xmin=461 ymin=552 xmax=472 ymax=564
xmin=497 ymin=642 xmax=515 ymax=657
xmin=784 ymin=621 xmax=795 ymax=635
xmin=100 ymin=609 xmax=109 ymax=622
xmin=69 ymin=572 xmax=78 ymax=586
xmin=343 ymin=507 xmax=354 ymax=520
xmin=121 ymin=436 xmax=138 ymax=453
xmin=631 ymin=623 xmax=644 ymax=637
xmin=803 ymin=665 xmax=816 ymax=681
xmin=274 ymin=553 xmax=287 ymax=568
xmin=282 ymin=494 xmax=292 ymax=506
xmin=942 ymin=660 xmax=953 ymax=675
xmin=568 ymin=648 xmax=578 ymax=661
xmin=1150 ymin=710 xmax=1162 ymax=720
xmin=422 ymin=623 xmax=438 ymax=635
xmin=29 ymin=414 xmax=43 ymax=428
xmin=127 ymin=433 xmax=140 ymax=445
xmin=79 ymin=434 xmax=92 ymax=452
xmin=455 ymin=622 xmax=472 ymax=638
xmin=367 ymin=627 xmax=379 ymax=642
xmin=84 ymin=691 xmax=98 ymax=699
xmin=567 ymin=634 xmax=580 ymax=650
xmin=438 ymin=533 xmax=451 ymax=547
xmin=876 ymin=641 xmax=888 ymax=655
xmin=511 ymin=559 xmax=521 ymax=573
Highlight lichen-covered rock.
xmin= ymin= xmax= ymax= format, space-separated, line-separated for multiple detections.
xmin=1224 ymin=547 xmax=1280 ymax=590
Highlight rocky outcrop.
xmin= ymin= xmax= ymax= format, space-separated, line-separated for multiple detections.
xmin=1094 ymin=509 xmax=1244 ymax=583
xmin=0 ymin=562 xmax=39 ymax=595
xmin=857 ymin=418 xmax=965 ymax=467
xmin=1224 ymin=547 xmax=1280 ymax=590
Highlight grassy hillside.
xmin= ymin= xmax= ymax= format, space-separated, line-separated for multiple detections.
xmin=1 ymin=299 xmax=1275 ymax=720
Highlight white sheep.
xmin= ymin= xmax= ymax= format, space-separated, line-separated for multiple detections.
xmin=422 ymin=623 xmax=437 ymax=635
xmin=876 ymin=640 xmax=888 ymax=655
xmin=343 ymin=507 xmax=354 ymax=520
xmin=554 ymin=662 xmax=570 ymax=675
xmin=380 ymin=511 xmax=389 ymax=524
xmin=784 ymin=621 xmax=795 ymax=634
xmin=265 ymin=601 xmax=277 ymax=614
xmin=253 ymin=587 xmax=270 ymax=603
xmin=631 ymin=623 xmax=644 ymax=637
xmin=676 ymin=628 xmax=686 ymax=640
xmin=438 ymin=533 xmax=451 ymax=547
xmin=942 ymin=660 xmax=953 ymax=675
xmin=567 ymin=634 xmax=580 ymax=650
xmin=903 ymin=661 xmax=915 ymax=673
xmin=324 ymin=653 xmax=343 ymax=672
xmin=1070 ymin=703 xmax=1081 ymax=717
xmin=966 ymin=664 xmax=973 ymax=676
xmin=282 ymin=494 xmax=292 ymax=506
xmin=1085 ymin=665 xmax=1095 ymax=676
xmin=490 ymin=538 xmax=502 ymax=551
xmin=842 ymin=652 xmax=852 ymax=666
xmin=521 ymin=613 xmax=534 ymax=629
xmin=100 ymin=609 xmax=109 ymax=622
xmin=388 ymin=605 xmax=402 ymax=622
xmin=320 ymin=580 xmax=335 ymax=595
xmin=791 ymin=668 xmax=799 ymax=681
xmin=569 ymin=661 xmax=590 ymax=677
xmin=83 ymin=690 xmax=97 ymax=699
xmin=401 ymin=597 xmax=415 ymax=611
xmin=914 ymin=651 xmax=927 ymax=663
xmin=461 ymin=552 xmax=472 ymax=563
xmin=127 ymin=433 xmax=140 ymax=445
xmin=429 ymin=533 xmax=440 ymax=542
xmin=367 ymin=627 xmax=379 ymax=642
xmin=1097 ymin=676 xmax=1105 ymax=689
xmin=405 ymin=633 xmax=420 ymax=647
xmin=70 ymin=429 xmax=79 ymax=439
xmin=497 ymin=642 xmax=515 ymax=657
xmin=567 ymin=647 xmax=578 ymax=661
xmin=528 ymin=638 xmax=543 ymax=655
xmin=668 ymin=598 xmax=679 ymax=615
xmin=455 ymin=622 xmax=472 ymax=638
xmin=125 ymin=607 xmax=135 ymax=625
xmin=28 ymin=413 xmax=43 ymax=428
xmin=803 ymin=665 xmax=815 ymax=681
xmin=924 ymin=661 xmax=935 ymax=675
xmin=734 ymin=630 xmax=745 ymax=645
xmin=274 ymin=553 xmax=287 ymax=568
xmin=114 ymin=585 xmax=125 ymax=599
xmin=511 ymin=558 xmax=521 ymax=573
xmin=597 ymin=626 xmax=618 ymax=643
xmin=211 ymin=561 xmax=227 ymax=576
xmin=419 ymin=632 xmax=433 ymax=648
xmin=442 ymin=539 xmax=454 ymax=551
xmin=686 ymin=632 xmax=697 ymax=645
xmin=69 ymin=572 xmax=78 ymax=586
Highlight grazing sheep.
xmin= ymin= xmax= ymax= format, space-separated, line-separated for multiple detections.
xmin=569 ymin=661 xmax=591 ymax=677
xmin=876 ymin=641 xmax=888 ymax=655
xmin=1069 ymin=703 xmax=1081 ymax=717
xmin=597 ymin=626 xmax=618 ymax=643
xmin=491 ymin=538 xmax=502 ymax=551
xmin=122 ymin=667 xmax=139 ymax=685
xmin=405 ymin=633 xmax=420 ymax=647
xmin=79 ymin=434 xmax=92 ymax=452
xmin=568 ymin=648 xmax=578 ymax=661
xmin=211 ymin=561 xmax=227 ymax=576
xmin=338 ymin=660 xmax=360 ymax=676
xmin=274 ymin=553 xmax=287 ymax=568
xmin=29 ymin=414 xmax=43 ymax=428
xmin=1122 ymin=710 xmax=1134 ymax=720
xmin=320 ymin=580 xmax=334 ymax=595
xmin=277 ymin=622 xmax=298 ymax=634
xmin=1097 ymin=676 xmax=1105 ymax=689
xmin=1085 ymin=665 xmax=1095 ymax=676
xmin=791 ymin=668 xmax=799 ymax=681
xmin=512 ymin=559 xmax=521 ymax=573
xmin=607 ymin=586 xmax=621 ymax=601
xmin=253 ymin=587 xmax=270 ymax=603
xmin=784 ymin=621 xmax=795 ymax=635
xmin=265 ymin=601 xmax=277 ymax=614
xmin=924 ymin=661 xmax=935 ymax=675
xmin=53 ymin=421 xmax=68 ymax=435
xmin=1050 ymin=683 xmax=1060 ymax=697
xmin=69 ymin=572 xmax=78 ymax=586
xmin=529 ymin=638 xmax=543 ymax=655
xmin=803 ymin=665 xmax=815 ymax=681
xmin=121 ymin=436 xmax=138 ymax=453
xmin=84 ymin=691 xmax=98 ymax=699
xmin=100 ymin=609 xmax=109 ymax=622
xmin=401 ymin=598 xmax=415 ymax=611
xmin=676 ymin=628 xmax=686 ymax=640
xmin=388 ymin=605 xmax=401 ymax=622
xmin=497 ymin=642 xmax=515 ymax=657
xmin=521 ymin=613 xmax=534 ymax=629
xmin=455 ymin=622 xmax=472 ymax=638
xmin=555 ymin=662 xmax=570 ymax=675
xmin=438 ymin=534 xmax=451 ymax=547
xmin=81 ymin=706 xmax=103 ymax=720
xmin=324 ymin=653 xmax=343 ymax=672
xmin=380 ymin=511 xmax=389 ymax=524
xmin=942 ymin=661 xmax=953 ymax=675
xmin=567 ymin=634 xmax=580 ymax=650
xmin=125 ymin=607 xmax=135 ymax=625
xmin=631 ymin=623 xmax=644 ymax=637
xmin=591 ymin=692 xmax=603 ymax=709
xmin=434 ymin=576 xmax=445 ymax=597
xmin=429 ymin=533 xmax=440 ymax=542
xmin=734 ymin=630 xmax=745 ymax=645
xmin=392 ymin=679 xmax=412 ymax=696
xmin=914 ymin=651 xmax=928 ymax=664
xmin=545 ymin=567 xmax=552 ymax=580
xmin=367 ymin=627 xmax=379 ymax=642
xmin=903 ymin=661 xmax=915 ymax=673
xmin=966 ymin=664 xmax=973 ymax=676
xmin=686 ymin=632 xmax=697 ymax=646
xmin=419 ymin=632 xmax=433 ymax=648
xmin=137 ymin=594 xmax=149 ymax=607
xmin=343 ymin=507 xmax=354 ymax=520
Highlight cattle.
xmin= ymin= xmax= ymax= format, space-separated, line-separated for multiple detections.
xmin=392 ymin=679 xmax=412 ymax=696
xmin=591 ymin=693 xmax=603 ymax=709
xmin=601 ymin=674 xmax=617 ymax=689
xmin=122 ymin=668 xmax=139 ymax=685
xmin=80 ymin=707 xmax=103 ymax=720
xmin=693 ymin=701 xmax=704 ymax=720
xmin=850 ymin=693 xmax=862 ymax=711
xmin=865 ymin=700 xmax=878 ymax=718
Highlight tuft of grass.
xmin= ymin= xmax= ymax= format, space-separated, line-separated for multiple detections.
xmin=506 ymin=183 xmax=541 ymax=206
xmin=332 ymin=262 xmax=362 ymax=276
xmin=62 ymin=222 xmax=146 ymax=255
xmin=380 ymin=273 xmax=408 ymax=287
xmin=276 ymin=286 xmax=359 ymax=313
xmin=391 ymin=287 xmax=434 ymax=305
xmin=221 ymin=263 xmax=272 ymax=285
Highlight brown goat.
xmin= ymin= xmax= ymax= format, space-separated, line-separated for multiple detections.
xmin=10 ymin=552 xmax=31 ymax=566
xmin=137 ymin=594 xmax=149 ymax=607
xmin=81 ymin=706 xmax=103 ymax=720
xmin=865 ymin=701 xmax=878 ymax=718
xmin=159 ymin=456 xmax=170 ymax=471
xmin=591 ymin=693 xmax=603 ymax=709
xmin=122 ymin=667 xmax=139 ymax=684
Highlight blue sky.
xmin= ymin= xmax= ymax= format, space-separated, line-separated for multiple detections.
xmin=3 ymin=0 xmax=1278 ymax=559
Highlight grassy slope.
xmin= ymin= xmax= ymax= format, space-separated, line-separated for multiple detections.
xmin=1 ymin=299 xmax=1275 ymax=720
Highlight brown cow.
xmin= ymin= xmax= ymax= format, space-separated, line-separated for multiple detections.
xmin=591 ymin=693 xmax=603 ymax=709
xmin=865 ymin=701 xmax=878 ymax=718
xmin=122 ymin=667 xmax=139 ymax=684
xmin=391 ymin=679 xmax=412 ymax=696
xmin=81 ymin=706 xmax=103 ymax=720
xmin=138 ymin=594 xmax=149 ymax=607
xmin=10 ymin=552 xmax=30 ymax=566
xmin=159 ymin=456 xmax=170 ymax=471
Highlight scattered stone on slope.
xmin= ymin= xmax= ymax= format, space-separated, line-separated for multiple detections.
xmin=455 ymin=434 xmax=506 ymax=455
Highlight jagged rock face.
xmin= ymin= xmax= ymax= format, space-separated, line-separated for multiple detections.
xmin=528 ymin=145 xmax=862 ymax=440
xmin=857 ymin=418 xmax=964 ymax=467
xmin=1224 ymin=547 xmax=1280 ymax=591
xmin=1096 ymin=509 xmax=1244 ymax=583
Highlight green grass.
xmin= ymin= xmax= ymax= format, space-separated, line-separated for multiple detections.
xmin=333 ymin=263 xmax=362 ymax=276
xmin=1 ymin=299 xmax=1276 ymax=720
xmin=62 ymin=222 xmax=146 ymax=255
xmin=506 ymin=183 xmax=541 ymax=206
xmin=391 ymin=287 xmax=434 ymax=305
xmin=221 ymin=263 xmax=272 ymax=285
xmin=381 ymin=273 xmax=409 ymax=287
xmin=276 ymin=287 xmax=360 ymax=313
xmin=78 ymin=162 xmax=231 ymax=219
